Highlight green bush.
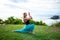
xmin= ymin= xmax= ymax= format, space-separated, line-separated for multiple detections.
xmin=30 ymin=20 xmax=35 ymax=24
xmin=30 ymin=20 xmax=46 ymax=25
xmin=1 ymin=16 xmax=46 ymax=25
xmin=4 ymin=16 xmax=22 ymax=24
xmin=39 ymin=21 xmax=43 ymax=25
xmin=0 ymin=19 xmax=4 ymax=24
xmin=51 ymin=22 xmax=60 ymax=27
xmin=4 ymin=16 xmax=14 ymax=24
xmin=4 ymin=20 xmax=10 ymax=24
xmin=35 ymin=21 xmax=39 ymax=25
xmin=13 ymin=18 xmax=22 ymax=24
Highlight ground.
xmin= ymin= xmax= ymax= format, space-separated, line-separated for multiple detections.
xmin=0 ymin=24 xmax=60 ymax=40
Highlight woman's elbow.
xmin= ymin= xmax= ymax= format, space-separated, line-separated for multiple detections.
xmin=27 ymin=18 xmax=31 ymax=20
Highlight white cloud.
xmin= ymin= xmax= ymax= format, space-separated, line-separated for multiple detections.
xmin=0 ymin=0 xmax=60 ymax=20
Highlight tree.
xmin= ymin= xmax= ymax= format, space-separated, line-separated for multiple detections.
xmin=5 ymin=16 xmax=15 ymax=24
xmin=39 ymin=21 xmax=43 ymax=25
xmin=13 ymin=18 xmax=22 ymax=24
xmin=35 ymin=21 xmax=39 ymax=25
xmin=4 ymin=16 xmax=22 ymax=24
xmin=0 ymin=19 xmax=4 ymax=24
xmin=4 ymin=20 xmax=10 ymax=24
xmin=30 ymin=20 xmax=35 ymax=24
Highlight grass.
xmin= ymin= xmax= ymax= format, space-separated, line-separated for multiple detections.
xmin=0 ymin=24 xmax=60 ymax=40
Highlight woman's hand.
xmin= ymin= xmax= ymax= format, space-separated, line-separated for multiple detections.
xmin=28 ymin=12 xmax=30 ymax=16
xmin=28 ymin=12 xmax=32 ymax=19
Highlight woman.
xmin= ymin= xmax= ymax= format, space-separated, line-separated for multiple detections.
xmin=13 ymin=12 xmax=35 ymax=34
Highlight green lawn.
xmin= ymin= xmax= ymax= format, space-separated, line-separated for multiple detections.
xmin=0 ymin=24 xmax=60 ymax=40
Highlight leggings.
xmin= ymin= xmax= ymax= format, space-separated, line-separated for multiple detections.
xmin=15 ymin=24 xmax=35 ymax=33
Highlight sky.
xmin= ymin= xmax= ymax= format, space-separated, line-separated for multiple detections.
xmin=0 ymin=0 xmax=60 ymax=21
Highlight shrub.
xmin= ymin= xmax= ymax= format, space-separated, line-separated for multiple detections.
xmin=30 ymin=20 xmax=35 ymax=24
xmin=39 ymin=21 xmax=43 ymax=25
xmin=13 ymin=18 xmax=22 ymax=24
xmin=4 ymin=16 xmax=22 ymax=24
xmin=4 ymin=16 xmax=14 ymax=24
xmin=0 ymin=19 xmax=4 ymax=24
xmin=35 ymin=21 xmax=39 ymax=25
xmin=51 ymin=22 xmax=60 ymax=27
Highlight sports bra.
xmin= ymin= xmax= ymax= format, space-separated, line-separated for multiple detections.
xmin=25 ymin=20 xmax=30 ymax=25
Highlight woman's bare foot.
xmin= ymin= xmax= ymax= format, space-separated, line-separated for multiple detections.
xmin=31 ymin=32 xmax=35 ymax=34
xmin=12 ymin=30 xmax=15 ymax=32
xmin=29 ymin=32 xmax=35 ymax=34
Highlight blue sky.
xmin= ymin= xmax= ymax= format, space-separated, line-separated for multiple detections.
xmin=0 ymin=0 xmax=60 ymax=21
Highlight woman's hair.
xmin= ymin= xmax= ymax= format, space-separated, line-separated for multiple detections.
xmin=22 ymin=12 xmax=27 ymax=22
xmin=23 ymin=12 xmax=27 ymax=18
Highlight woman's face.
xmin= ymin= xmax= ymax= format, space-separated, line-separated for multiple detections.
xmin=24 ymin=13 xmax=27 ymax=16
xmin=25 ymin=13 xmax=27 ymax=16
